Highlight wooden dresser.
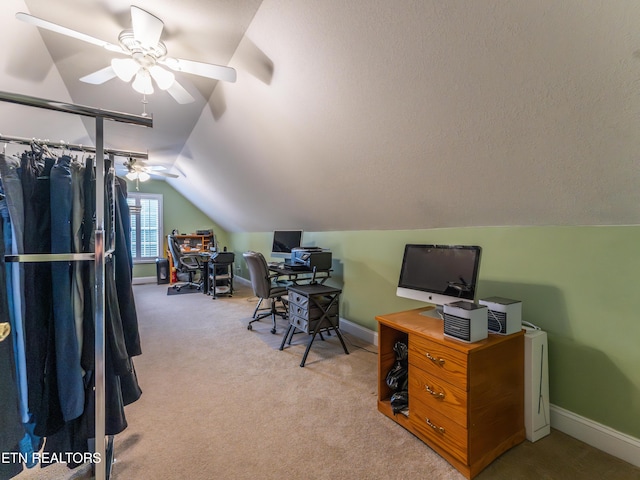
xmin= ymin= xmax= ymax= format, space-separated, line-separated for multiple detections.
xmin=377 ymin=307 xmax=525 ymax=479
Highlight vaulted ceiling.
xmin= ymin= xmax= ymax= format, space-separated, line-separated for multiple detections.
xmin=1 ymin=0 xmax=639 ymax=232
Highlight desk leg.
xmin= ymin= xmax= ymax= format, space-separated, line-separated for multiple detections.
xmin=330 ymin=323 xmax=349 ymax=355
xmin=298 ymin=293 xmax=348 ymax=367
xmin=300 ymin=330 xmax=319 ymax=367
xmin=279 ymin=325 xmax=294 ymax=351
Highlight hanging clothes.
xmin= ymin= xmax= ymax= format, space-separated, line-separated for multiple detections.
xmin=50 ymin=155 xmax=84 ymax=423
xmin=71 ymin=160 xmax=86 ymax=362
xmin=114 ymin=177 xmax=141 ymax=356
xmin=20 ymin=151 xmax=63 ymax=438
xmin=0 ymin=154 xmax=29 ymax=427
xmin=0 ymin=146 xmax=143 ymax=477
xmin=0 ymin=177 xmax=24 ymax=480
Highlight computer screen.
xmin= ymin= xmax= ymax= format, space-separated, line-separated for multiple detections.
xmin=270 ymin=230 xmax=303 ymax=258
xmin=396 ymin=244 xmax=482 ymax=318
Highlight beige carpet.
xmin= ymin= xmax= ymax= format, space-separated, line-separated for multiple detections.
xmin=14 ymin=282 xmax=640 ymax=480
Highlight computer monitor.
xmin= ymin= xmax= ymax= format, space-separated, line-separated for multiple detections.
xmin=270 ymin=230 xmax=303 ymax=258
xmin=396 ymin=244 xmax=482 ymax=319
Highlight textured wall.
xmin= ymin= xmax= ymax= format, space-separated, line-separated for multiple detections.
xmin=177 ymin=0 xmax=640 ymax=231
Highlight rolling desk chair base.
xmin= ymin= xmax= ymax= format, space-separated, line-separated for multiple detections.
xmin=173 ymin=271 xmax=203 ymax=292
xmin=247 ymin=298 xmax=288 ymax=334
xmin=172 ymin=281 xmax=201 ymax=292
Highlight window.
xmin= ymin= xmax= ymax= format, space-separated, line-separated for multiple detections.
xmin=127 ymin=193 xmax=163 ymax=263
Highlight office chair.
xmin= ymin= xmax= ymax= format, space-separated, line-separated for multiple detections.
xmin=168 ymin=234 xmax=204 ymax=291
xmin=243 ymin=251 xmax=288 ymax=334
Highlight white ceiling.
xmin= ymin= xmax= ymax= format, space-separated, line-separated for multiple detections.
xmin=1 ymin=0 xmax=639 ymax=232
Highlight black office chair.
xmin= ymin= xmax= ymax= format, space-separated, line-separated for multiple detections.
xmin=168 ymin=234 xmax=204 ymax=291
xmin=243 ymin=251 xmax=288 ymax=334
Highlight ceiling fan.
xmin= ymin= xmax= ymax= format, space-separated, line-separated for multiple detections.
xmin=124 ymin=157 xmax=179 ymax=182
xmin=16 ymin=5 xmax=237 ymax=104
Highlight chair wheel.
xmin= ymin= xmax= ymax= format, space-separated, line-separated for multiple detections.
xmin=270 ymin=328 xmax=277 ymax=334
xmin=247 ymin=324 xmax=253 ymax=331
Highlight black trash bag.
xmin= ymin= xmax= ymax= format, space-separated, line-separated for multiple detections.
xmin=386 ymin=341 xmax=408 ymax=391
xmin=385 ymin=361 xmax=407 ymax=391
xmin=390 ymin=390 xmax=409 ymax=414
xmin=393 ymin=341 xmax=408 ymax=362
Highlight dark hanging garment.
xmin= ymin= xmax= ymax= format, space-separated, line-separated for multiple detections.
xmin=114 ymin=177 xmax=141 ymax=357
xmin=50 ymin=156 xmax=84 ymax=423
xmin=80 ymin=156 xmax=95 ymax=373
xmin=0 ymin=180 xmax=25 ymax=480
xmin=0 ymin=153 xmax=29 ymax=427
xmin=20 ymin=153 xmax=62 ymax=437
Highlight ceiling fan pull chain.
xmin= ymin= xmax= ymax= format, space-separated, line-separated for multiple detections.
xmin=141 ymin=94 xmax=149 ymax=117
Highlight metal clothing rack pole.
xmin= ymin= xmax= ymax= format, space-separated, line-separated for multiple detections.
xmin=0 ymin=133 xmax=149 ymax=160
xmin=0 ymin=91 xmax=152 ymax=480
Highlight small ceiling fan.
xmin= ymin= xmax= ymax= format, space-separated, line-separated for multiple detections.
xmin=16 ymin=5 xmax=237 ymax=104
xmin=124 ymin=157 xmax=179 ymax=182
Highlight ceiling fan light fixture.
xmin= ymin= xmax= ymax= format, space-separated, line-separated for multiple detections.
xmin=137 ymin=171 xmax=151 ymax=182
xmin=125 ymin=171 xmax=138 ymax=181
xmin=149 ymin=65 xmax=175 ymax=90
xmin=111 ymin=58 xmax=139 ymax=82
xmin=132 ymin=69 xmax=154 ymax=95
xmin=16 ymin=7 xmax=237 ymax=104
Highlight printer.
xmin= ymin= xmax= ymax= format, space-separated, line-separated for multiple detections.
xmin=291 ymin=247 xmax=332 ymax=270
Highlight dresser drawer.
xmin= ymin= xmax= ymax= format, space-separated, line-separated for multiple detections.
xmin=409 ymin=365 xmax=467 ymax=428
xmin=288 ymin=292 xmax=310 ymax=309
xmin=409 ymin=335 xmax=468 ymax=390
xmin=290 ymin=313 xmax=339 ymax=334
xmin=289 ymin=298 xmax=338 ymax=320
xmin=411 ymin=395 xmax=468 ymax=465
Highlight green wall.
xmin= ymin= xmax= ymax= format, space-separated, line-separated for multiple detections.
xmin=230 ymin=226 xmax=640 ymax=439
xmin=124 ymin=179 xmax=230 ymax=278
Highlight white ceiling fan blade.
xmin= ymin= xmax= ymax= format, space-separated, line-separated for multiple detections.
xmin=148 ymin=65 xmax=175 ymax=90
xmin=161 ymin=57 xmax=237 ymax=83
xmin=131 ymin=6 xmax=164 ymax=48
xmin=15 ymin=12 xmax=125 ymax=54
xmin=165 ymin=80 xmax=195 ymax=104
xmin=79 ymin=66 xmax=117 ymax=85
xmin=147 ymin=169 xmax=179 ymax=178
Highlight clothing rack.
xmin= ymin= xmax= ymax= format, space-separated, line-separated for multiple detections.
xmin=0 ymin=90 xmax=152 ymax=480
xmin=0 ymin=133 xmax=149 ymax=160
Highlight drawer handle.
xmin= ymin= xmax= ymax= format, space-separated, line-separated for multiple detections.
xmin=425 ymin=352 xmax=445 ymax=365
xmin=425 ymin=384 xmax=445 ymax=400
xmin=425 ymin=418 xmax=445 ymax=434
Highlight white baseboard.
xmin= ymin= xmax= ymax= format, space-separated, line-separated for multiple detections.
xmin=339 ymin=317 xmax=378 ymax=346
xmin=336 ymin=318 xmax=640 ymax=468
xmin=550 ymin=405 xmax=640 ymax=468
xmin=132 ymin=276 xmax=157 ymax=285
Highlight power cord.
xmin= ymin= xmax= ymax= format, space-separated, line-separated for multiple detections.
xmin=341 ymin=331 xmax=378 ymax=355
xmin=522 ymin=320 xmax=541 ymax=330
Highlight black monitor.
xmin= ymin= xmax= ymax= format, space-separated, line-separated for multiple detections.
xmin=396 ymin=244 xmax=482 ymax=318
xmin=271 ymin=230 xmax=303 ymax=258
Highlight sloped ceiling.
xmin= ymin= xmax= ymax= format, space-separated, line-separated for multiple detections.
xmin=2 ymin=1 xmax=640 ymax=232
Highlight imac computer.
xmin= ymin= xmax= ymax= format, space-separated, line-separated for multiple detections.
xmin=396 ymin=244 xmax=482 ymax=319
xmin=271 ymin=230 xmax=303 ymax=258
